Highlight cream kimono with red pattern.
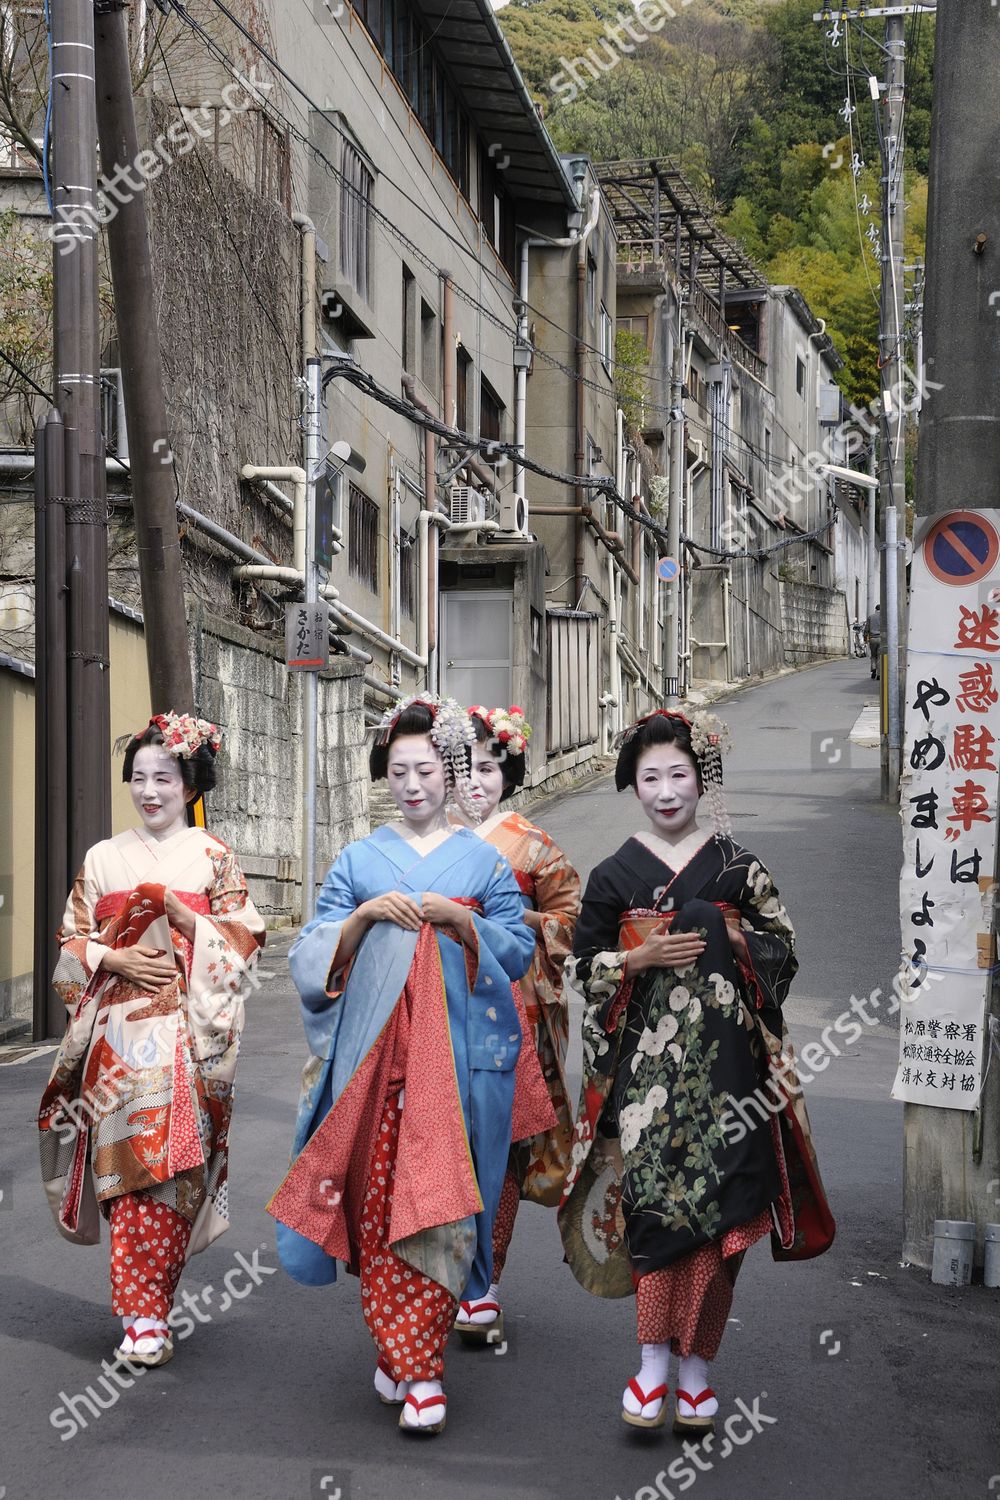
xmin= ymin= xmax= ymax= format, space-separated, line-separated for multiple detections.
xmin=38 ymin=827 xmax=265 ymax=1254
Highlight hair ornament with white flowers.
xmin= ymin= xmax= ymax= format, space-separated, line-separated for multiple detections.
xmin=374 ymin=693 xmax=480 ymax=820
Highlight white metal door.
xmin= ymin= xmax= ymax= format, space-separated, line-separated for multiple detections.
xmin=440 ymin=590 xmax=512 ymax=707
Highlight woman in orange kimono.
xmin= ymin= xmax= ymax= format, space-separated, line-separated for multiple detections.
xmin=37 ymin=713 xmax=265 ymax=1367
xmin=453 ymin=705 xmax=580 ymax=1345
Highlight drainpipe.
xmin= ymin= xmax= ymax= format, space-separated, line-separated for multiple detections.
xmin=575 ymin=240 xmax=588 ymax=607
xmin=292 ymin=213 xmax=317 ymax=362
xmin=608 ymin=549 xmax=620 ymax=741
xmin=442 ymin=272 xmax=456 ymax=429
xmin=241 ymin=464 xmax=307 ymax=573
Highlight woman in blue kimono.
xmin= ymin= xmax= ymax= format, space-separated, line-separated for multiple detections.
xmin=268 ymin=696 xmax=539 ymax=1436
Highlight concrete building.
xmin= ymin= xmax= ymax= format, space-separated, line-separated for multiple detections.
xmin=600 ymin=161 xmax=871 ymax=690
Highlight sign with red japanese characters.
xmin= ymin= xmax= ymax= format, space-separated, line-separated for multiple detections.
xmin=892 ymin=511 xmax=1000 ymax=1111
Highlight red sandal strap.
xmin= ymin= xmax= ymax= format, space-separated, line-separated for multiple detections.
xmin=627 ymin=1378 xmax=667 ymax=1407
xmin=403 ymin=1393 xmax=448 ymax=1414
xmin=676 ymin=1387 xmax=716 ymax=1411
xmin=460 ymin=1300 xmax=501 ymax=1316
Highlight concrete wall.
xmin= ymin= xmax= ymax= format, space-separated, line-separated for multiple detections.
xmin=0 ymin=663 xmax=34 ymax=1031
xmin=780 ymin=579 xmax=850 ymax=663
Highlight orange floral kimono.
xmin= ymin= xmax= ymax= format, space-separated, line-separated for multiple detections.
xmin=37 ymin=827 xmax=265 ymax=1256
xmin=478 ymin=810 xmax=581 ymax=1206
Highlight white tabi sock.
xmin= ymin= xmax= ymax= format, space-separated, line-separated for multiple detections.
xmin=456 ymin=1282 xmax=502 ymax=1325
xmin=622 ymin=1342 xmax=670 ymax=1416
xmin=401 ymin=1378 xmax=445 ymax=1429
xmin=130 ymin=1316 xmax=166 ymax=1352
xmin=677 ymin=1353 xmax=718 ymax=1415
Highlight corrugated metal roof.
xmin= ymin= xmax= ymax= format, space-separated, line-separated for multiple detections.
xmin=423 ymin=0 xmax=579 ymax=207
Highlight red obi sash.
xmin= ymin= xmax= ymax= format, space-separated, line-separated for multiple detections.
xmin=95 ymin=889 xmax=211 ymax=923
xmin=618 ymin=901 xmax=741 ymax=952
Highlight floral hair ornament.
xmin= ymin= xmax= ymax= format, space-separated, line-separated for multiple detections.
xmin=375 ymin=693 xmax=481 ymax=820
xmin=469 ymin=704 xmax=533 ymax=757
xmin=116 ymin=711 xmax=223 ymax=759
xmin=615 ymin=707 xmax=732 ymax=838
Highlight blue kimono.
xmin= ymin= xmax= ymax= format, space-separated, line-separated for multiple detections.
xmin=268 ymin=825 xmax=535 ymax=1303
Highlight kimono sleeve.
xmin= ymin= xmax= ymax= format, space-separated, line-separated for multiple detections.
xmin=288 ymin=845 xmax=362 ymax=1024
xmin=469 ymin=854 xmax=536 ymax=984
xmin=566 ymin=860 xmax=629 ymax=1028
xmin=206 ymin=845 xmax=266 ymax=957
xmin=52 ymin=850 xmax=107 ymax=1007
xmin=531 ymin=833 xmax=581 ymax=982
xmin=736 ymin=855 xmax=798 ymax=1016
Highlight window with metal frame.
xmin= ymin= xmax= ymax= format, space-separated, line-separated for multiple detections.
xmin=348 ymin=483 xmax=380 ymax=591
xmin=340 ymin=140 xmax=374 ymax=302
xmin=400 ymin=528 xmax=416 ymax=620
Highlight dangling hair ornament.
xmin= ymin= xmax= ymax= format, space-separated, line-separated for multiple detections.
xmin=688 ymin=711 xmax=732 ymax=838
xmin=375 ymin=693 xmax=480 ymax=821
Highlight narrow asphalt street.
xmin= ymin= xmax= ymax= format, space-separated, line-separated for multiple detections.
xmin=2 ymin=658 xmax=996 ymax=1500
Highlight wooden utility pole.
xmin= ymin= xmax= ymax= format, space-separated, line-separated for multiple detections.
xmin=94 ymin=0 xmax=193 ymax=713
xmin=34 ymin=0 xmax=111 ymax=1037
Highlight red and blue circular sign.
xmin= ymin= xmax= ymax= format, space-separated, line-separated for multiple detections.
xmin=657 ymin=556 xmax=679 ymax=583
xmin=923 ymin=511 xmax=1000 ymax=586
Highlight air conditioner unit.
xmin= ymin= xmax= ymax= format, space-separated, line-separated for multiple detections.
xmin=499 ymin=492 xmax=528 ymax=536
xmin=449 ymin=485 xmax=486 ymax=526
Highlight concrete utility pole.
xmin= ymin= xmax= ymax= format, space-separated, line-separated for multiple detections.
xmin=814 ymin=5 xmax=935 ymax=800
xmin=94 ymin=0 xmax=193 ymax=713
xmin=665 ymin=297 xmax=684 ymax=705
xmin=878 ymin=12 xmax=908 ymax=803
xmin=33 ymin=0 xmax=110 ymax=1037
xmin=902 ymin=1 xmax=1000 ymax=1268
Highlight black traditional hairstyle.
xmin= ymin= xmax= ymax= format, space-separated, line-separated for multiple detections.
xmin=614 ymin=711 xmax=703 ymax=794
xmin=369 ymin=702 xmax=438 ymax=781
xmin=122 ymin=724 xmax=217 ymax=797
xmin=470 ymin=712 xmax=526 ymax=802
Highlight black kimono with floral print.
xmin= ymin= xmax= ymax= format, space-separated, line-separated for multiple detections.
xmin=560 ymin=834 xmax=798 ymax=1285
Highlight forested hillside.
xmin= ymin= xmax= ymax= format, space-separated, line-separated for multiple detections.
xmin=496 ymin=0 xmax=934 ymax=409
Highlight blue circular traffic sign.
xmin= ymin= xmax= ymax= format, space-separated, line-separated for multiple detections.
xmin=657 ymin=556 xmax=679 ymax=582
xmin=924 ymin=512 xmax=999 ymax=586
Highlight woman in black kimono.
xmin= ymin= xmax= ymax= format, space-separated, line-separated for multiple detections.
xmin=558 ymin=709 xmax=833 ymax=1437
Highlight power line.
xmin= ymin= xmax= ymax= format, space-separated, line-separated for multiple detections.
xmin=0 ymin=346 xmax=52 ymax=401
xmin=325 ymin=354 xmax=838 ymax=563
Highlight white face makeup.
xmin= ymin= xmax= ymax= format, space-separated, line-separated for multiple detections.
xmin=129 ymin=743 xmax=191 ymax=840
xmin=634 ymin=741 xmax=701 ymax=841
xmin=467 ymin=744 xmax=506 ymax=819
xmin=386 ymin=734 xmax=449 ymax=829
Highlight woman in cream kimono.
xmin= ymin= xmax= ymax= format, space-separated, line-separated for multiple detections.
xmin=37 ymin=713 xmax=264 ymax=1367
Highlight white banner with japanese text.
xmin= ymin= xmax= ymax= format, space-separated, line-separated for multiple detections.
xmin=893 ymin=510 xmax=1000 ymax=1111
